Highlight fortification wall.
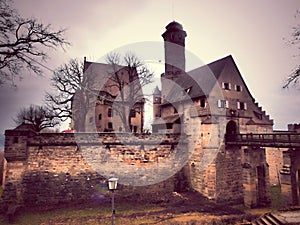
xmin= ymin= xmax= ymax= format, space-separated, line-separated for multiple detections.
xmin=2 ymin=125 xmax=261 ymax=210
xmin=1 ymin=131 xmax=179 ymax=211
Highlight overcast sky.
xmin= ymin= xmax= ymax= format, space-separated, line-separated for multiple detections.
xmin=0 ymin=0 xmax=299 ymax=137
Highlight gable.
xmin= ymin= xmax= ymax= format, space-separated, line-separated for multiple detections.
xmin=216 ymin=56 xmax=273 ymax=125
xmin=163 ymin=55 xmax=229 ymax=104
xmin=162 ymin=55 xmax=273 ymax=125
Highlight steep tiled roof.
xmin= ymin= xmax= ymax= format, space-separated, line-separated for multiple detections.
xmin=165 ymin=55 xmax=230 ymax=103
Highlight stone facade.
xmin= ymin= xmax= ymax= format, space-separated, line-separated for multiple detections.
xmin=1 ymin=127 xmax=180 ymax=211
xmin=1 ymin=120 xmax=273 ymax=211
xmin=279 ymin=123 xmax=300 ymax=206
xmin=1 ymin=20 xmax=277 ymax=212
xmin=243 ymin=147 xmax=271 ymax=208
xmin=73 ymin=59 xmax=145 ymax=133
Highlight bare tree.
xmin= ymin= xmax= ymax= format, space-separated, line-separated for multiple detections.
xmin=105 ymin=52 xmax=153 ymax=132
xmin=46 ymin=53 xmax=153 ymax=133
xmin=45 ymin=58 xmax=96 ymax=132
xmin=284 ymin=10 xmax=300 ymax=88
xmin=14 ymin=104 xmax=59 ymax=132
xmin=0 ymin=0 xmax=69 ymax=85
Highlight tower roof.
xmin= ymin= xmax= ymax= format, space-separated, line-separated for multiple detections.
xmin=165 ymin=21 xmax=184 ymax=31
xmin=153 ymin=86 xmax=161 ymax=95
xmin=162 ymin=21 xmax=187 ymax=39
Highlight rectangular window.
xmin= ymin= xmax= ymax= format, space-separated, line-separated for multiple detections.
xmin=218 ymin=99 xmax=229 ymax=108
xmin=13 ymin=137 xmax=18 ymax=144
xmin=200 ymin=99 xmax=206 ymax=108
xmin=222 ymin=82 xmax=231 ymax=90
xmin=108 ymin=108 xmax=113 ymax=117
xmin=89 ymin=117 xmax=93 ymax=123
xmin=166 ymin=123 xmax=173 ymax=129
xmin=130 ymin=109 xmax=136 ymax=118
xmin=237 ymin=101 xmax=247 ymax=110
xmin=108 ymin=122 xmax=113 ymax=129
xmin=98 ymin=114 xmax=102 ymax=120
xmin=235 ymin=85 xmax=242 ymax=92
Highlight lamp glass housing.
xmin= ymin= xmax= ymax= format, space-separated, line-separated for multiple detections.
xmin=108 ymin=178 xmax=118 ymax=190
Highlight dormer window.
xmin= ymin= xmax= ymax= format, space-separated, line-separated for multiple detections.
xmin=222 ymin=82 xmax=231 ymax=90
xmin=185 ymin=87 xmax=191 ymax=94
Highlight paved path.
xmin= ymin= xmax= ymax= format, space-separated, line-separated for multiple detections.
xmin=279 ymin=211 xmax=300 ymax=224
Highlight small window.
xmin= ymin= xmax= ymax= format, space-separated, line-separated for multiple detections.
xmin=108 ymin=122 xmax=113 ymax=129
xmin=200 ymin=99 xmax=206 ymax=108
xmin=89 ymin=117 xmax=93 ymax=123
xmin=166 ymin=123 xmax=173 ymax=129
xmin=235 ymin=85 xmax=242 ymax=92
xmin=218 ymin=99 xmax=229 ymax=108
xmin=98 ymin=114 xmax=102 ymax=120
xmin=222 ymin=82 xmax=231 ymax=90
xmin=108 ymin=108 xmax=113 ymax=117
xmin=185 ymin=87 xmax=191 ymax=94
xmin=13 ymin=137 xmax=18 ymax=144
xmin=130 ymin=109 xmax=136 ymax=118
xmin=237 ymin=101 xmax=247 ymax=110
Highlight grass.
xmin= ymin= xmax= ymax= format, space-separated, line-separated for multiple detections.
xmin=270 ymin=185 xmax=283 ymax=209
xmin=0 ymin=187 xmax=286 ymax=225
xmin=0 ymin=202 xmax=165 ymax=225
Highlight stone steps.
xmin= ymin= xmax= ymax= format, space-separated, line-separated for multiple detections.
xmin=252 ymin=212 xmax=287 ymax=225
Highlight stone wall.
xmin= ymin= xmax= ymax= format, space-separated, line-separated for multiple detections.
xmin=2 ymin=123 xmax=273 ymax=211
xmin=1 ymin=130 xmax=180 ymax=211
xmin=266 ymin=147 xmax=283 ymax=186
xmin=243 ymin=147 xmax=271 ymax=208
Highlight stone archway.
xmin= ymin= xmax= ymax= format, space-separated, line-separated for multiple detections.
xmin=226 ymin=120 xmax=238 ymax=135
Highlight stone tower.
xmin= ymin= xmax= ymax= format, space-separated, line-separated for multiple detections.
xmin=161 ymin=21 xmax=187 ymax=100
xmin=161 ymin=21 xmax=187 ymax=78
xmin=152 ymin=86 xmax=161 ymax=118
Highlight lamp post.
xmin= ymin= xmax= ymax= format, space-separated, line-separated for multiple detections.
xmin=108 ymin=177 xmax=118 ymax=225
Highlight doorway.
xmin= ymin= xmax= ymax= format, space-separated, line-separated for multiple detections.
xmin=257 ymin=165 xmax=267 ymax=206
xmin=226 ymin=120 xmax=238 ymax=135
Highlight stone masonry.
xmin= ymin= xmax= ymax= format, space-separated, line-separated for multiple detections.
xmin=1 ymin=123 xmax=271 ymax=211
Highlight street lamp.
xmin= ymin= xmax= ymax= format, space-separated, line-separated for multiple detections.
xmin=108 ymin=177 xmax=118 ymax=225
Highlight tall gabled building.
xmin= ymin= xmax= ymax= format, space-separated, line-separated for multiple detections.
xmin=152 ymin=21 xmax=274 ymax=204
xmin=153 ymin=21 xmax=273 ymax=134
xmin=73 ymin=59 xmax=145 ymax=133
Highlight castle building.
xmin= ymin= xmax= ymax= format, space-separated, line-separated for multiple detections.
xmin=3 ymin=21 xmax=295 ymax=211
xmin=73 ymin=59 xmax=145 ymax=133
xmin=153 ymin=21 xmax=273 ymax=135
xmin=152 ymin=21 xmax=276 ymax=206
